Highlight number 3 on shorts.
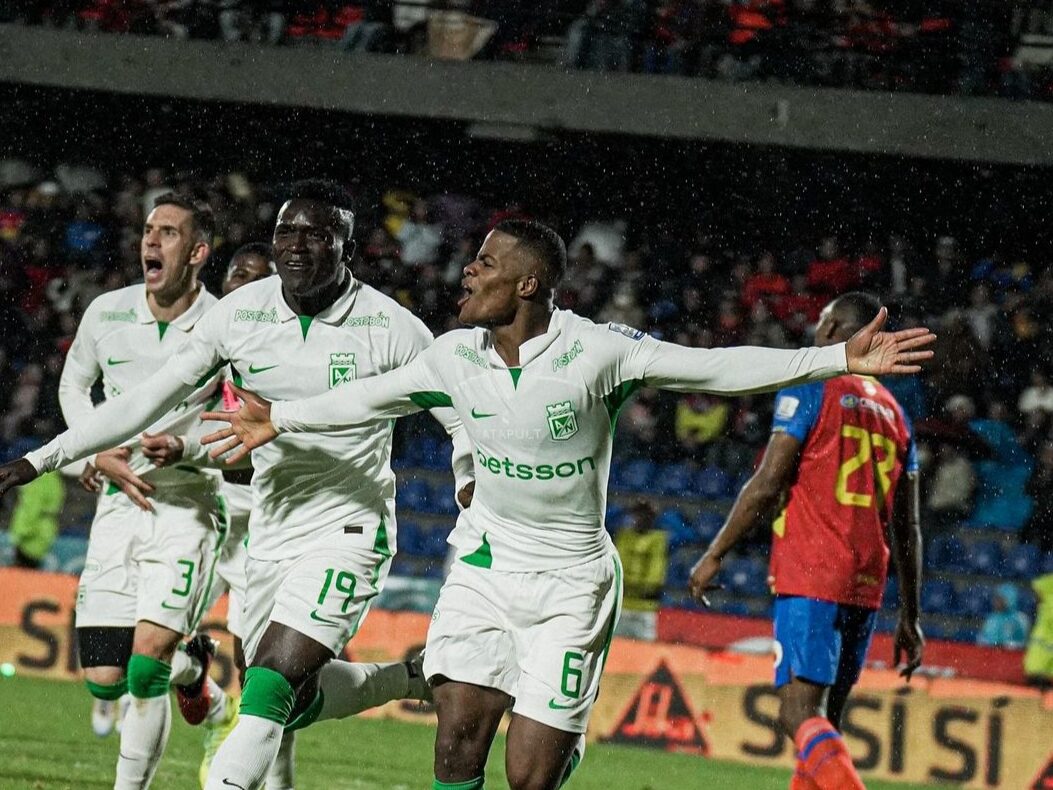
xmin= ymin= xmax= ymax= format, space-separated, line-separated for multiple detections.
xmin=561 ymin=650 xmax=585 ymax=699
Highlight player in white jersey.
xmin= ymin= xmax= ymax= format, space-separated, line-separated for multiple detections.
xmin=200 ymin=219 xmax=935 ymax=790
xmin=0 ymin=181 xmax=472 ymax=790
xmin=60 ymin=193 xmax=228 ymax=789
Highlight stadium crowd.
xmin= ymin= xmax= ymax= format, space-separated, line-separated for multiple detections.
xmin=1 ymin=161 xmax=1051 ymax=655
xmin=4 ymin=0 xmax=1053 ymax=101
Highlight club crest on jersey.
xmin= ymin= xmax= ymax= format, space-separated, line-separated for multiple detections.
xmin=329 ymin=353 xmax=357 ymax=388
xmin=546 ymin=400 xmax=579 ymax=441
xmin=608 ymin=322 xmax=644 ymax=341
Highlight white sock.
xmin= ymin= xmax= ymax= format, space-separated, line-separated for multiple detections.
xmin=317 ymin=661 xmax=410 ymax=721
xmin=113 ymin=695 xmax=171 ymax=790
xmin=203 ymin=678 xmax=228 ymax=725
xmin=203 ymin=714 xmax=283 ymax=790
xmin=169 ymin=650 xmax=201 ymax=686
xmin=264 ymin=730 xmax=296 ymax=790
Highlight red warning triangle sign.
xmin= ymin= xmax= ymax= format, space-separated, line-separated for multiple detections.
xmin=1031 ymin=752 xmax=1053 ymax=789
xmin=601 ymin=658 xmax=710 ymax=756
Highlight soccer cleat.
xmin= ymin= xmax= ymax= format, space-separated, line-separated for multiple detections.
xmin=91 ymin=698 xmax=116 ymax=737
xmin=199 ymin=695 xmax=238 ymax=789
xmin=176 ymin=634 xmax=218 ymax=726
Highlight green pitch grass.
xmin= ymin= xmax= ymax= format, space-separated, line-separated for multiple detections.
xmin=1 ymin=676 xmax=944 ymax=789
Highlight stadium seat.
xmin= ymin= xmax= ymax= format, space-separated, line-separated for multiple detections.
xmin=396 ymin=521 xmax=424 ymax=556
xmin=1042 ymin=552 xmax=1053 ymax=575
xmin=613 ymin=458 xmax=657 ymax=492
xmin=921 ymin=580 xmax=957 ymax=615
xmin=956 ymin=583 xmax=993 ymax=618
xmin=693 ymin=510 xmax=724 ymax=543
xmin=605 ymin=502 xmax=627 ymax=533
xmin=927 ymin=534 xmax=969 ymax=573
xmin=953 ymin=626 xmax=979 ymax=643
xmin=396 ymin=479 xmax=431 ymax=513
xmin=1005 ymin=543 xmax=1040 ymax=579
xmin=657 ymin=462 xmax=697 ymax=496
xmin=882 ymin=577 xmax=899 ymax=610
xmin=968 ymin=540 xmax=1004 ymax=577
xmin=420 ymin=527 xmax=449 ymax=559
xmin=696 ymin=466 xmax=731 ymax=499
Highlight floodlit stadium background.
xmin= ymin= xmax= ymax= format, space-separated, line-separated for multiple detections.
xmin=1 ymin=4 xmax=1053 ymax=788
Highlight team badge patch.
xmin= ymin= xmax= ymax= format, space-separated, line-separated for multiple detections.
xmin=546 ymin=400 xmax=579 ymax=441
xmin=840 ymin=394 xmax=859 ymax=409
xmin=329 ymin=352 xmax=357 ymax=388
xmin=608 ymin=322 xmax=644 ymax=340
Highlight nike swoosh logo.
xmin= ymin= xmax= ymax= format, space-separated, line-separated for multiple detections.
xmin=107 ymin=357 xmax=132 ymax=366
xmin=548 ymin=698 xmax=577 ymax=710
xmin=310 ymin=610 xmax=339 ymax=626
xmin=222 ymin=780 xmax=247 ymax=789
xmin=248 ymin=364 xmax=278 ymax=374
xmin=161 ymin=601 xmax=184 ymax=610
xmin=471 ymin=407 xmax=497 ymax=419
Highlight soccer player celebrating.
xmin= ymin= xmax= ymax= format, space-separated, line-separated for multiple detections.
xmin=59 ymin=193 xmax=227 ymax=789
xmin=688 ymin=291 xmax=924 ymax=790
xmin=0 ymin=181 xmax=472 ymax=789
xmin=198 ymin=221 xmax=934 ymax=790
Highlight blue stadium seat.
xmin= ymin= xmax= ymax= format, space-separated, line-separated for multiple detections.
xmin=605 ymin=502 xmax=627 ymax=533
xmin=396 ymin=478 xmax=431 ymax=513
xmin=921 ymin=580 xmax=957 ymax=615
xmin=421 ymin=527 xmax=449 ymax=558
xmin=953 ymin=626 xmax=979 ymax=643
xmin=969 ymin=540 xmax=1004 ymax=577
xmin=657 ymin=462 xmax=697 ymax=496
xmin=1043 ymin=552 xmax=1053 ymax=575
xmin=927 ymin=534 xmax=969 ymax=573
xmin=923 ymin=620 xmax=952 ymax=640
xmin=613 ymin=458 xmax=656 ymax=492
xmin=882 ymin=577 xmax=900 ymax=610
xmin=696 ymin=466 xmax=730 ymax=499
xmin=396 ymin=521 xmax=423 ymax=555
xmin=875 ymin=611 xmax=898 ymax=634
xmin=666 ymin=553 xmax=693 ymax=588
xmin=1005 ymin=543 xmax=1040 ymax=579
xmin=693 ymin=510 xmax=724 ymax=543
xmin=956 ymin=583 xmax=993 ymax=618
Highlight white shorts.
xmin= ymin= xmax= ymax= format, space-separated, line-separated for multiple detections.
xmin=205 ymin=482 xmax=251 ymax=639
xmin=240 ymin=519 xmax=394 ymax=662
xmin=424 ymin=552 xmax=623 ymax=734
xmin=76 ymin=484 xmax=222 ymax=635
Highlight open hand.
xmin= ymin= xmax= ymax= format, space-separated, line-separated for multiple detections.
xmin=95 ymin=447 xmax=154 ymax=511
xmin=0 ymin=459 xmax=38 ymax=499
xmin=201 ymin=384 xmax=277 ymax=465
xmin=894 ymin=616 xmax=924 ymax=681
xmin=687 ymin=554 xmax=724 ymax=608
xmin=845 ymin=308 xmax=936 ymax=376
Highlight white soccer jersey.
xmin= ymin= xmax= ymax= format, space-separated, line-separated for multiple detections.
xmin=268 ymin=309 xmax=849 ymax=571
xmin=58 ymin=283 xmax=221 ymax=488
xmin=28 ymin=272 xmax=473 ymax=560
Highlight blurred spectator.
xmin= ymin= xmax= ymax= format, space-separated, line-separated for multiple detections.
xmin=396 ymin=199 xmax=443 ymax=266
xmin=340 ymin=0 xmax=394 ymax=52
xmin=978 ymin=583 xmax=1031 ymax=649
xmin=806 ymin=235 xmax=859 ymax=295
xmin=564 ymin=0 xmax=646 ymax=72
xmin=1024 ymin=573 xmax=1053 ymax=689
xmin=7 ymin=470 xmax=64 ymax=568
xmin=1019 ymin=369 xmax=1053 ymax=415
xmin=615 ymin=499 xmax=668 ymax=612
xmin=925 ymin=443 xmax=976 ymax=531
xmin=1023 ymin=441 xmax=1053 ymax=553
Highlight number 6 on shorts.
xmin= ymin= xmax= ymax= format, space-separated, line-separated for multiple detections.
xmin=561 ymin=650 xmax=585 ymax=699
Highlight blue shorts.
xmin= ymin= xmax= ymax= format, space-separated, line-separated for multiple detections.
xmin=772 ymin=595 xmax=877 ymax=693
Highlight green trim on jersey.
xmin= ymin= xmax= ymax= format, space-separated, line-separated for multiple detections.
xmin=508 ymin=367 xmax=523 ymax=389
xmin=194 ymin=360 xmax=228 ymax=388
xmin=298 ymin=315 xmax=314 ymax=340
xmin=601 ymin=379 xmax=643 ymax=435
xmin=460 ymin=533 xmax=493 ymax=569
xmin=157 ymin=321 xmax=170 ymax=341
xmin=598 ymin=554 xmax=623 ymax=674
xmin=105 ymin=481 xmax=120 ymax=496
xmin=410 ymin=391 xmax=454 ymax=409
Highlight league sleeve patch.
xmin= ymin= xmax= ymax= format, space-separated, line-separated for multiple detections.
xmin=775 ymin=396 xmax=800 ymax=419
xmin=608 ymin=322 xmax=645 ymax=341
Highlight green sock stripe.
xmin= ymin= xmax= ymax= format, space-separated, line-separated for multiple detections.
xmin=284 ymin=690 xmax=324 ymax=732
xmin=85 ymin=678 xmax=128 ymax=700
xmin=239 ymin=666 xmax=297 ymax=724
xmin=432 ymin=778 xmax=484 ymax=789
xmin=126 ymin=655 xmax=172 ymax=699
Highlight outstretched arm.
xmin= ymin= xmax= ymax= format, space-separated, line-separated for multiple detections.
xmin=202 ymin=351 xmax=442 ymax=464
xmin=633 ymin=308 xmax=934 ymax=395
xmin=688 ymin=432 xmax=801 ymax=603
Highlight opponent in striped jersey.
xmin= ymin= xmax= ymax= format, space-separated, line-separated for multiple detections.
xmin=200 ymin=221 xmax=934 ymax=790
xmin=688 ymin=292 xmax=924 ymax=790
